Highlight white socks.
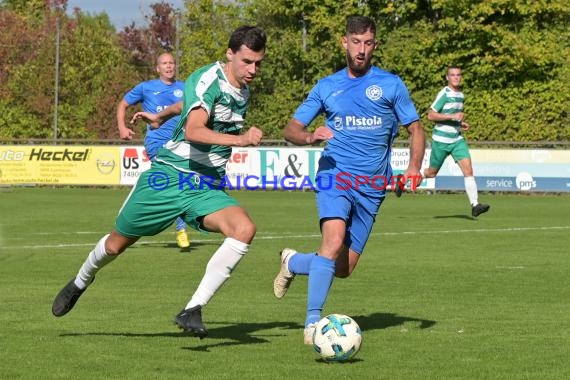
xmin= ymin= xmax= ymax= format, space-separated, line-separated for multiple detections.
xmin=74 ymin=234 xmax=116 ymax=289
xmin=464 ymin=176 xmax=479 ymax=206
xmin=185 ymin=237 xmax=249 ymax=309
xmin=72 ymin=235 xmax=249 ymax=308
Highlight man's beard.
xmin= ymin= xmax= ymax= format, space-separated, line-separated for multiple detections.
xmin=347 ymin=53 xmax=370 ymax=76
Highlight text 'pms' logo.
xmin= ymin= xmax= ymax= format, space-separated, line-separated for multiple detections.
xmin=515 ymin=172 xmax=536 ymax=191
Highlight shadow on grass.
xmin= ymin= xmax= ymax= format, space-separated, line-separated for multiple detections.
xmin=352 ymin=312 xmax=436 ymax=331
xmin=181 ymin=320 xmax=305 ymax=351
xmin=60 ymin=312 xmax=435 ymax=352
xmin=433 ymin=214 xmax=474 ymax=220
xmin=161 ymin=241 xmax=207 ymax=252
xmin=60 ymin=320 xmax=303 ymax=351
xmin=134 ymin=241 xmax=211 ymax=251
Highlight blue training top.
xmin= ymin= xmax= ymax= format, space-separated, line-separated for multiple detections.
xmin=123 ymin=78 xmax=184 ymax=159
xmin=293 ymin=66 xmax=419 ymax=189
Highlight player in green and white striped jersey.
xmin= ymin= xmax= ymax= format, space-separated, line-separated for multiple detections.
xmin=155 ymin=62 xmax=250 ymax=181
xmin=52 ymin=26 xmax=267 ymax=339
xmin=424 ymin=66 xmax=490 ymax=217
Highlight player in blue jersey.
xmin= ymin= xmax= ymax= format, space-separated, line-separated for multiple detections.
xmin=52 ymin=26 xmax=267 ymax=339
xmin=272 ymin=15 xmax=426 ymax=344
xmin=116 ymin=52 xmax=190 ymax=248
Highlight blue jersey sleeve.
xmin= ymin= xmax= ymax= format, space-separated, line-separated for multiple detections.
xmin=393 ymin=77 xmax=419 ymax=126
xmin=292 ymin=83 xmax=325 ymax=127
xmin=123 ymin=82 xmax=145 ymax=107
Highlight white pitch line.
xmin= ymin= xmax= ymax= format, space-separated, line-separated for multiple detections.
xmin=1 ymin=226 xmax=569 ymax=250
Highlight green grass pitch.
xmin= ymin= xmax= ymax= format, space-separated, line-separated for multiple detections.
xmin=1 ymin=187 xmax=569 ymax=379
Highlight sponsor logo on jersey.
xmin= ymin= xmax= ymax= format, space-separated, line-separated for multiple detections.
xmin=333 ymin=115 xmax=383 ymax=130
xmin=333 ymin=116 xmax=344 ymax=131
xmin=345 ymin=115 xmax=382 ymax=127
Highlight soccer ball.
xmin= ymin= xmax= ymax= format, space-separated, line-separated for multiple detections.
xmin=312 ymin=314 xmax=362 ymax=362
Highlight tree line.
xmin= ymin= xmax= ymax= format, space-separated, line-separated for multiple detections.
xmin=1 ymin=0 xmax=568 ymax=142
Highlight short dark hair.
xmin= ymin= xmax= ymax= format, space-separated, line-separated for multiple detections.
xmin=228 ymin=26 xmax=267 ymax=53
xmin=447 ymin=65 xmax=462 ymax=73
xmin=346 ymin=15 xmax=376 ymax=36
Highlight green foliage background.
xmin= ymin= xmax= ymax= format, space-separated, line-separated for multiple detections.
xmin=0 ymin=0 xmax=568 ymax=141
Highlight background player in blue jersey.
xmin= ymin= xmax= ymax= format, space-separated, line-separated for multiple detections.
xmin=116 ymin=52 xmax=190 ymax=248
xmin=272 ymin=15 xmax=426 ymax=344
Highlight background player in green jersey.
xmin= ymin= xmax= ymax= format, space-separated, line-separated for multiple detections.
xmin=424 ymin=66 xmax=490 ymax=217
xmin=52 ymin=26 xmax=267 ymax=339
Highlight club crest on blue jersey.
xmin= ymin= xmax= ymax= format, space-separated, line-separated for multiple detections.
xmin=365 ymin=85 xmax=382 ymax=100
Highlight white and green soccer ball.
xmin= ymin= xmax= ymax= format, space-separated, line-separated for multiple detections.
xmin=312 ymin=314 xmax=362 ymax=362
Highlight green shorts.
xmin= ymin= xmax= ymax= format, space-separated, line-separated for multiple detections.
xmin=429 ymin=139 xmax=471 ymax=169
xmin=115 ymin=163 xmax=238 ymax=238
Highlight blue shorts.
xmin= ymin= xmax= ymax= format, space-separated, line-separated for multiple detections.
xmin=143 ymin=139 xmax=163 ymax=161
xmin=145 ymin=128 xmax=175 ymax=161
xmin=315 ymin=170 xmax=385 ymax=254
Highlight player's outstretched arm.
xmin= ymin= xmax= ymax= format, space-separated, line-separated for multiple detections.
xmin=160 ymin=101 xmax=183 ymax=120
xmin=284 ymin=119 xmax=333 ymax=146
xmin=130 ymin=112 xmax=160 ymax=129
xmin=130 ymin=101 xmax=183 ymax=129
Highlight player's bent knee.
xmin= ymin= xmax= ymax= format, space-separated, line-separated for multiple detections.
xmin=105 ymin=245 xmax=126 ymax=256
xmin=328 ymin=238 xmax=346 ymax=253
xmin=230 ymin=222 xmax=256 ymax=244
xmin=105 ymin=233 xmax=138 ymax=255
xmin=335 ymin=264 xmax=355 ymax=278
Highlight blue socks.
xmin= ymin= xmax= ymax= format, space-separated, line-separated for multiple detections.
xmin=287 ymin=252 xmax=336 ymax=327
xmin=175 ymin=217 xmax=186 ymax=231
xmin=306 ymin=255 xmax=335 ymax=327
xmin=288 ymin=252 xmax=316 ymax=275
